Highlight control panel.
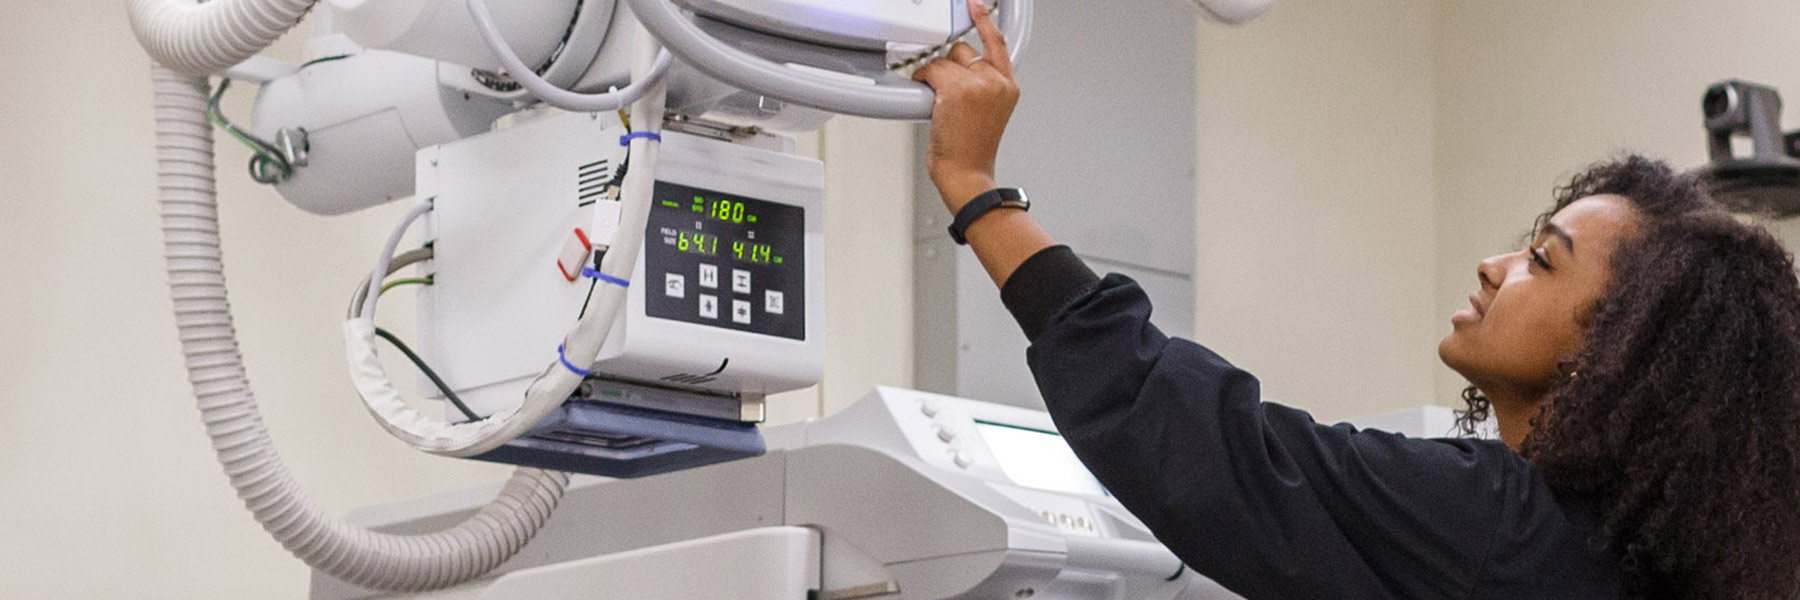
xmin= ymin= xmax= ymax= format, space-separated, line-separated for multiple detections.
xmin=644 ymin=182 xmax=805 ymax=340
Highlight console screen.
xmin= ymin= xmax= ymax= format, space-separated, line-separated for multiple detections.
xmin=974 ymin=421 xmax=1108 ymax=497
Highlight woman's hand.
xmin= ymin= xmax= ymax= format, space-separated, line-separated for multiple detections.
xmin=912 ymin=0 xmax=1020 ymax=213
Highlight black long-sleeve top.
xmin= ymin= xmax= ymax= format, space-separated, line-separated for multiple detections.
xmin=1001 ymin=246 xmax=1622 ymax=599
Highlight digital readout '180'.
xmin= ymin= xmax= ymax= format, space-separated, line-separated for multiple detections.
xmin=676 ymin=195 xmax=759 ymax=225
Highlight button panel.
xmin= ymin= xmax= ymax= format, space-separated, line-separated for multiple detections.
xmin=642 ymin=181 xmax=806 ymax=340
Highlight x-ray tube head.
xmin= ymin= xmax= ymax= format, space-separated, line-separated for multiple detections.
xmin=1695 ymin=79 xmax=1800 ymax=217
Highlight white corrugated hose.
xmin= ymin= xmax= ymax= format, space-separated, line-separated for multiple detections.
xmin=128 ymin=0 xmax=318 ymax=76
xmin=154 ymin=64 xmax=570 ymax=592
xmin=133 ymin=0 xmax=594 ymax=591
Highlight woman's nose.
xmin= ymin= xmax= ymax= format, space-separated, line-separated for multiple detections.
xmin=1477 ymin=253 xmax=1509 ymax=291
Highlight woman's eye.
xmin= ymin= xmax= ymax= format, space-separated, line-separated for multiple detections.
xmin=1530 ymin=246 xmax=1553 ymax=270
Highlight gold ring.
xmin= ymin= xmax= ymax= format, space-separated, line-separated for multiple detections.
xmin=963 ymin=55 xmax=986 ymax=68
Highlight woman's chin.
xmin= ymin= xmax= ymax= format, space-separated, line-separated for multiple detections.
xmin=1438 ymin=332 xmax=1473 ymax=374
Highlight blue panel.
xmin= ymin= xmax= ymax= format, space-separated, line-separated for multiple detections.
xmin=470 ymin=401 xmax=766 ymax=478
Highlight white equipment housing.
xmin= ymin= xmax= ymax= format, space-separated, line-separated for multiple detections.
xmin=418 ymin=110 xmax=825 ymax=411
xmin=329 ymin=0 xmax=584 ymax=75
xmin=253 ymin=0 xmax=840 ymax=215
xmin=249 ymin=47 xmax=519 ymax=215
xmin=313 ymin=387 xmax=1247 ymax=600
xmin=674 ymin=0 xmax=974 ymax=50
xmin=415 ymin=109 xmax=824 ymax=474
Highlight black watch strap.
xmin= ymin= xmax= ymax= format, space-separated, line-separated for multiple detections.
xmin=948 ymin=187 xmax=1030 ymax=245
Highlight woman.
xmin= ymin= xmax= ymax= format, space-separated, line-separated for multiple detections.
xmin=915 ymin=4 xmax=1800 ymax=598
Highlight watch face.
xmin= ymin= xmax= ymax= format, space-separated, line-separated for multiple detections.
xmin=999 ymin=188 xmax=1028 ymax=208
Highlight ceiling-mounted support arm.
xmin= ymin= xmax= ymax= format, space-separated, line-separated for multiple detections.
xmin=625 ymin=0 xmax=1032 ymax=121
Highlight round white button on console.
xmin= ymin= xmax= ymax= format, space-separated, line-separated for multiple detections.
xmin=935 ymin=426 xmax=956 ymax=442
xmin=952 ymin=451 xmax=974 ymax=469
xmin=920 ymin=400 xmax=940 ymax=417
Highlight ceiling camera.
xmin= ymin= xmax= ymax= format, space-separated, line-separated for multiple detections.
xmin=1695 ymin=80 xmax=1800 ymax=217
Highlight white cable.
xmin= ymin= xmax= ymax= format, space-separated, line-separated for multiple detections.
xmin=341 ymin=28 xmax=669 ymax=457
xmin=362 ymin=198 xmax=433 ymax=322
xmin=466 ymin=0 xmax=675 ymax=112
xmin=153 ymin=66 xmax=568 ymax=592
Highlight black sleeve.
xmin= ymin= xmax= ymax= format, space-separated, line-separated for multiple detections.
xmin=1001 ymin=245 xmax=1100 ymax=340
xmin=1003 ymin=254 xmax=1521 ymax=600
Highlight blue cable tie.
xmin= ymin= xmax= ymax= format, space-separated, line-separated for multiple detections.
xmin=620 ymin=131 xmax=662 ymax=146
xmin=583 ymin=267 xmax=630 ymax=288
xmin=557 ymin=344 xmax=593 ymax=377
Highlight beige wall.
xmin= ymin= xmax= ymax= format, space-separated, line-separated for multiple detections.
xmin=0 ymin=8 xmax=459 ymax=598
xmin=1195 ymin=0 xmax=1441 ymax=422
xmin=0 ymin=4 xmax=910 ymax=598
xmin=1431 ymin=1 xmax=1800 ymax=402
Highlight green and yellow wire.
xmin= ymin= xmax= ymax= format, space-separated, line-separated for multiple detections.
xmin=208 ymin=79 xmax=293 ymax=184
xmin=380 ymin=276 xmax=435 ymax=296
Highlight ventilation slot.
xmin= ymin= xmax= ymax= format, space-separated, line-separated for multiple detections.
xmin=577 ymin=159 xmax=612 ymax=207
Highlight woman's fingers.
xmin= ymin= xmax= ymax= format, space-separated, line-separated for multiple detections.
xmin=910 ymin=3 xmax=1021 ymax=207
xmin=945 ymin=42 xmax=981 ymax=68
xmin=969 ymin=0 xmax=1011 ymax=77
xmin=911 ymin=58 xmax=947 ymax=84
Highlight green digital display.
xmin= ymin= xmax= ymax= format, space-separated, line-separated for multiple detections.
xmin=669 ymin=231 xmax=782 ymax=265
xmin=647 ymin=181 xmax=805 ymax=340
xmin=700 ymin=197 xmax=757 ymax=224
xmin=660 ymin=195 xmax=763 ymax=225
xmin=732 ymin=240 xmax=776 ymax=264
xmin=675 ymin=230 xmax=720 ymax=255
xmin=663 ymin=193 xmax=784 ymax=265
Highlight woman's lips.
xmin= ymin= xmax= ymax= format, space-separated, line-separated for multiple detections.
xmin=1451 ymin=292 xmax=1486 ymax=325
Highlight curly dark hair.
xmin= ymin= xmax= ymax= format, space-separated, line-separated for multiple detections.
xmin=1459 ymin=155 xmax=1800 ymax=599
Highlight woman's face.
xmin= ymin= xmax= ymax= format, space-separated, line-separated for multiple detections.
xmin=1439 ymin=194 xmax=1642 ymax=399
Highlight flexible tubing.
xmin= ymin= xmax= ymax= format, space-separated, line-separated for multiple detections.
xmin=348 ymin=248 xmax=435 ymax=320
xmin=340 ymin=30 xmax=668 ymax=457
xmin=127 ymin=0 xmax=318 ymax=76
xmin=155 ymin=65 xmax=570 ymax=592
xmin=467 ymin=0 xmax=674 ymax=112
xmin=361 ymin=198 xmax=434 ymax=322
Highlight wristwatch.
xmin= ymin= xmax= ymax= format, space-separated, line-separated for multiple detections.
xmin=948 ymin=187 xmax=1030 ymax=245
